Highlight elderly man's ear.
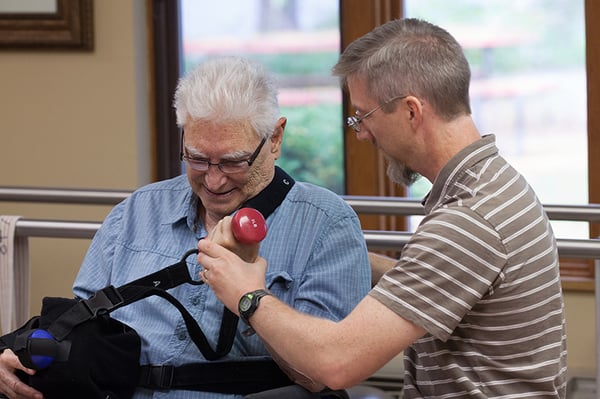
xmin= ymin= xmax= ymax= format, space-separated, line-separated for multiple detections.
xmin=269 ymin=117 xmax=286 ymax=158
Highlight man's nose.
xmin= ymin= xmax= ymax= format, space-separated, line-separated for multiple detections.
xmin=203 ymin=165 xmax=228 ymax=186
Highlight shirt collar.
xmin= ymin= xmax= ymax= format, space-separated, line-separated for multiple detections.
xmin=423 ymin=134 xmax=498 ymax=213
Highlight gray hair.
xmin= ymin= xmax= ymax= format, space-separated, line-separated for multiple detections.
xmin=174 ymin=56 xmax=280 ymax=139
xmin=332 ymin=18 xmax=471 ymax=120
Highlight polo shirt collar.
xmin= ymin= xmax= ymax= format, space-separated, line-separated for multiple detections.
xmin=423 ymin=134 xmax=498 ymax=214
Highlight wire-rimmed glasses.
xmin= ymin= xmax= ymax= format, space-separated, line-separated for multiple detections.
xmin=346 ymin=95 xmax=407 ymax=133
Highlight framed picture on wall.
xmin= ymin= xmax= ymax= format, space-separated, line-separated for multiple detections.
xmin=0 ymin=0 xmax=93 ymax=50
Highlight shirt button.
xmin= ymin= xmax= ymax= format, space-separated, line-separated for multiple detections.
xmin=191 ymin=296 xmax=200 ymax=305
xmin=177 ymin=332 xmax=187 ymax=340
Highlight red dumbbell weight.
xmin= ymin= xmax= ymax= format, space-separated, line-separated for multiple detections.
xmin=231 ymin=208 xmax=267 ymax=244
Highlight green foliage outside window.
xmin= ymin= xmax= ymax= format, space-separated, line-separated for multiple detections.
xmin=278 ymin=104 xmax=344 ymax=194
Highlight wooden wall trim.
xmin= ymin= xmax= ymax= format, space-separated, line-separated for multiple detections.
xmin=587 ymin=0 xmax=600 ymax=237
xmin=340 ymin=0 xmax=405 ymax=231
xmin=151 ymin=0 xmax=182 ymax=181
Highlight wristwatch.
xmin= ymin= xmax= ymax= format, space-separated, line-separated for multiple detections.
xmin=238 ymin=289 xmax=271 ymax=325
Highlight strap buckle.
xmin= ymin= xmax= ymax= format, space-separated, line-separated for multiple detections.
xmin=141 ymin=365 xmax=175 ymax=389
xmin=82 ymin=285 xmax=124 ymax=317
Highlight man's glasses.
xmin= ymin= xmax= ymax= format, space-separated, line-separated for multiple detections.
xmin=346 ymin=95 xmax=407 ymax=133
xmin=180 ymin=133 xmax=267 ymax=174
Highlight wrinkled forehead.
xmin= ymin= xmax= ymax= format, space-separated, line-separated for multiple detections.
xmin=183 ymin=119 xmax=259 ymax=156
xmin=185 ymin=119 xmax=258 ymax=140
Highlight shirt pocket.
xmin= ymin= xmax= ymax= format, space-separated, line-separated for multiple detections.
xmin=265 ymin=270 xmax=294 ymax=298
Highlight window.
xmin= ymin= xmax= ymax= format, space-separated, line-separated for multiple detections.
xmin=403 ymin=1 xmax=596 ymax=289
xmin=405 ymin=0 xmax=588 ymax=240
xmin=152 ymin=0 xmax=600 ymax=288
xmin=180 ymin=0 xmax=344 ymax=193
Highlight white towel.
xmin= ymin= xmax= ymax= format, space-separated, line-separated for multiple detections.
xmin=0 ymin=215 xmax=30 ymax=335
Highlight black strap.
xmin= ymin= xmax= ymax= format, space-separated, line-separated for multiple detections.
xmin=46 ymin=167 xmax=295 ymax=361
xmin=117 ymin=285 xmax=238 ymax=360
xmin=138 ymin=360 xmax=294 ymax=395
xmin=242 ymin=166 xmax=295 ymax=216
xmin=47 ymin=251 xmax=200 ymax=341
xmin=45 ymin=257 xmax=236 ymax=360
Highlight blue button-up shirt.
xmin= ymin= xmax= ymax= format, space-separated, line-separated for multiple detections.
xmin=73 ymin=173 xmax=370 ymax=399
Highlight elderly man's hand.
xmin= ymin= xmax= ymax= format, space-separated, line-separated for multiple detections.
xmin=0 ymin=349 xmax=43 ymax=399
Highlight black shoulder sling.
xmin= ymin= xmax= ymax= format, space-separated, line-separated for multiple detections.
xmin=0 ymin=167 xmax=296 ymax=399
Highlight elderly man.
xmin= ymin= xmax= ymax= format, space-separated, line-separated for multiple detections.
xmin=0 ymin=57 xmax=370 ymax=399
xmin=198 ymin=19 xmax=567 ymax=399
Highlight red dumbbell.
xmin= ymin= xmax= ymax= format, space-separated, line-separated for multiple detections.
xmin=231 ymin=208 xmax=267 ymax=244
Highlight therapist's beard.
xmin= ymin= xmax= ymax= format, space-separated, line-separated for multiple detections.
xmin=386 ymin=156 xmax=420 ymax=186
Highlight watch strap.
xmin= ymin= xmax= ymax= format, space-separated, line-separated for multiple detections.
xmin=239 ymin=289 xmax=271 ymax=326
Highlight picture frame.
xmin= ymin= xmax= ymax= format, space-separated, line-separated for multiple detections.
xmin=0 ymin=0 xmax=93 ymax=51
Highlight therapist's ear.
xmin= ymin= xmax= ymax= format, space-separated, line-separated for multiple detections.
xmin=406 ymin=96 xmax=423 ymax=125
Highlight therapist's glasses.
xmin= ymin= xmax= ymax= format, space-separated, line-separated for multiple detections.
xmin=346 ymin=95 xmax=407 ymax=133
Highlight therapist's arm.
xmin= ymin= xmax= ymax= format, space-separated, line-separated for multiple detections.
xmin=197 ymin=237 xmax=426 ymax=390
xmin=249 ymin=294 xmax=425 ymax=389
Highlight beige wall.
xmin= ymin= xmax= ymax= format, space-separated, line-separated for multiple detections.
xmin=0 ymin=0 xmax=596 ymax=380
xmin=0 ymin=1 xmax=151 ymax=320
xmin=565 ymin=291 xmax=596 ymax=377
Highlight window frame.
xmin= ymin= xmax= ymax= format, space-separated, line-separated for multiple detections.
xmin=151 ymin=0 xmax=599 ymax=290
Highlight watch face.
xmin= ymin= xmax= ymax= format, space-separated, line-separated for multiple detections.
xmin=239 ymin=296 xmax=253 ymax=313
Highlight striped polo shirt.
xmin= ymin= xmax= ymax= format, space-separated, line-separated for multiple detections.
xmin=370 ymin=134 xmax=567 ymax=398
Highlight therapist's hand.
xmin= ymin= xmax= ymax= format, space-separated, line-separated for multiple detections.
xmin=207 ymin=215 xmax=260 ymax=263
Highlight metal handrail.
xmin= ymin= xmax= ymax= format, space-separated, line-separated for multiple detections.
xmin=11 ymin=219 xmax=600 ymax=260
xmin=3 ymin=186 xmax=600 ymax=221
xmin=342 ymin=195 xmax=600 ymax=222
xmin=5 ymin=186 xmax=600 ymax=256
xmin=14 ymin=219 xmax=102 ymax=239
xmin=0 ymin=186 xmax=131 ymax=205
xmin=362 ymin=230 xmax=600 ymax=259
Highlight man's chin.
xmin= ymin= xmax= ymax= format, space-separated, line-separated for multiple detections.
xmin=386 ymin=159 xmax=420 ymax=187
xmin=199 ymin=191 xmax=240 ymax=214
